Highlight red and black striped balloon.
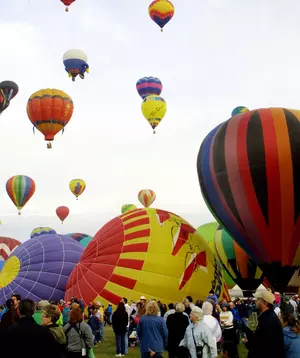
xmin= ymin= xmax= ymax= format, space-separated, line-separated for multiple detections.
xmin=197 ymin=108 xmax=300 ymax=290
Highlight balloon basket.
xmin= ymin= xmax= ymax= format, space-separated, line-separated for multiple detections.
xmin=161 ymin=28 xmax=163 ymax=32
xmin=72 ymin=77 xmax=75 ymax=82
xmin=47 ymin=142 xmax=52 ymax=149
xmin=65 ymin=7 xmax=69 ymax=12
xmin=18 ymin=211 xmax=21 ymax=216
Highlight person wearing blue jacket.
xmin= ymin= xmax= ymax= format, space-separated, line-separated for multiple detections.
xmin=137 ymin=300 xmax=168 ymax=358
xmin=206 ymin=290 xmax=218 ymax=305
xmin=280 ymin=312 xmax=300 ymax=358
xmin=88 ymin=307 xmax=101 ymax=347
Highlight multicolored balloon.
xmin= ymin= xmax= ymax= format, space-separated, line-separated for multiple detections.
xmin=0 ymin=81 xmax=18 ymax=115
xmin=61 ymin=0 xmax=76 ymax=11
xmin=136 ymin=77 xmax=162 ymax=99
xmin=0 ymin=237 xmax=21 ymax=261
xmin=141 ymin=95 xmax=167 ymax=133
xmin=215 ymin=226 xmax=264 ymax=294
xmin=69 ymin=179 xmax=86 ymax=200
xmin=6 ymin=175 xmax=36 ymax=215
xmin=63 ymin=49 xmax=89 ymax=81
xmin=65 ymin=208 xmax=229 ymax=306
xmin=197 ymin=108 xmax=300 ymax=291
xmin=27 ymin=88 xmax=74 ymax=148
xmin=30 ymin=227 xmax=57 ymax=239
xmin=66 ymin=233 xmax=92 ymax=248
xmin=138 ymin=189 xmax=156 ymax=208
xmin=231 ymin=106 xmax=249 ymax=117
xmin=121 ymin=204 xmax=137 ymax=214
xmin=0 ymin=234 xmax=84 ymax=303
xmin=56 ymin=206 xmax=70 ymax=224
xmin=148 ymin=0 xmax=175 ymax=32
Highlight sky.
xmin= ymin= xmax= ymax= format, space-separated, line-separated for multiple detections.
xmin=1 ymin=0 xmax=300 ymax=242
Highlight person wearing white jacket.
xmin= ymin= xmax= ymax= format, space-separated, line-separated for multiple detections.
xmin=202 ymin=302 xmax=222 ymax=344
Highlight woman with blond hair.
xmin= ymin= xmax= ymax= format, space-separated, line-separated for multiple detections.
xmin=137 ymin=300 xmax=168 ymax=358
xmin=166 ymin=303 xmax=189 ymax=358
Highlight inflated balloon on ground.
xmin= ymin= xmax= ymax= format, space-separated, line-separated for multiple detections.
xmin=0 ymin=237 xmax=21 ymax=261
xmin=121 ymin=204 xmax=137 ymax=214
xmin=66 ymin=233 xmax=92 ymax=248
xmin=30 ymin=227 xmax=56 ymax=239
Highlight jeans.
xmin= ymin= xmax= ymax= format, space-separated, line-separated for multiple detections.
xmin=125 ymin=328 xmax=129 ymax=354
xmin=99 ymin=321 xmax=104 ymax=341
xmin=116 ymin=333 xmax=126 ymax=355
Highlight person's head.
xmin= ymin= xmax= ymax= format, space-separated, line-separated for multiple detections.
xmin=94 ymin=301 xmax=101 ymax=309
xmin=41 ymin=304 xmax=61 ymax=326
xmin=168 ymin=303 xmax=174 ymax=310
xmin=202 ymin=301 xmax=213 ymax=316
xmin=5 ymin=299 xmax=14 ymax=310
xmin=146 ymin=300 xmax=159 ymax=316
xmin=228 ymin=302 xmax=235 ymax=310
xmin=190 ymin=306 xmax=204 ymax=323
xmin=283 ymin=295 xmax=290 ymax=303
xmin=38 ymin=300 xmax=50 ymax=311
xmin=221 ymin=303 xmax=228 ymax=312
xmin=208 ymin=290 xmax=214 ymax=297
xmin=280 ymin=312 xmax=300 ymax=334
xmin=19 ymin=299 xmax=35 ymax=317
xmin=116 ymin=302 xmax=126 ymax=312
xmin=221 ymin=341 xmax=236 ymax=358
xmin=69 ymin=306 xmax=83 ymax=324
xmin=195 ymin=299 xmax=203 ymax=309
xmin=140 ymin=296 xmax=146 ymax=304
xmin=11 ymin=294 xmax=21 ymax=309
xmin=186 ymin=296 xmax=193 ymax=303
xmin=0 ymin=305 xmax=4 ymax=312
xmin=122 ymin=297 xmax=128 ymax=304
xmin=175 ymin=303 xmax=185 ymax=313
xmin=254 ymin=291 xmax=275 ymax=313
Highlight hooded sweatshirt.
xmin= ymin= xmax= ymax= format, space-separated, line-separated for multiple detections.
xmin=283 ymin=326 xmax=300 ymax=358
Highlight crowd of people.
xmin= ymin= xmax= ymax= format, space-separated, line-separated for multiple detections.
xmin=0 ymin=290 xmax=299 ymax=358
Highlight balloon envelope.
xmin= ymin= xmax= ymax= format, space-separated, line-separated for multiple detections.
xmin=69 ymin=179 xmax=86 ymax=199
xmin=66 ymin=233 xmax=92 ymax=248
xmin=121 ymin=204 xmax=137 ymax=214
xmin=0 ymin=234 xmax=84 ymax=303
xmin=141 ymin=95 xmax=167 ymax=133
xmin=63 ymin=49 xmax=89 ymax=81
xmin=0 ymin=237 xmax=21 ymax=261
xmin=30 ymin=227 xmax=57 ymax=239
xmin=65 ymin=208 xmax=229 ymax=305
xmin=0 ymin=81 xmax=18 ymax=114
xmin=56 ymin=206 xmax=70 ymax=223
xmin=138 ymin=189 xmax=156 ymax=208
xmin=197 ymin=108 xmax=300 ymax=290
xmin=231 ymin=106 xmax=249 ymax=117
xmin=148 ymin=0 xmax=175 ymax=30
xmin=136 ymin=77 xmax=162 ymax=99
xmin=6 ymin=175 xmax=36 ymax=214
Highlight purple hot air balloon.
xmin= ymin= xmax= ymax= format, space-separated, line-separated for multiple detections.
xmin=0 ymin=234 xmax=84 ymax=304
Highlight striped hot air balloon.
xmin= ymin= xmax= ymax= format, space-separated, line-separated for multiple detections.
xmin=148 ymin=0 xmax=175 ymax=32
xmin=65 ymin=208 xmax=229 ymax=306
xmin=121 ymin=204 xmax=137 ymax=214
xmin=136 ymin=77 xmax=163 ymax=99
xmin=0 ymin=237 xmax=21 ymax=261
xmin=138 ymin=189 xmax=156 ymax=208
xmin=6 ymin=175 xmax=36 ymax=215
xmin=66 ymin=233 xmax=92 ymax=248
xmin=197 ymin=108 xmax=300 ymax=291
xmin=231 ymin=106 xmax=249 ymax=117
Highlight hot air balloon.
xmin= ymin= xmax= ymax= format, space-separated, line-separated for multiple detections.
xmin=56 ymin=206 xmax=69 ymax=224
xmin=148 ymin=0 xmax=175 ymax=32
xmin=0 ymin=234 xmax=84 ymax=303
xmin=138 ymin=189 xmax=156 ymax=208
xmin=215 ymin=226 xmax=264 ymax=295
xmin=65 ymin=208 xmax=229 ymax=306
xmin=69 ymin=179 xmax=86 ymax=200
xmin=0 ymin=81 xmax=18 ymax=115
xmin=197 ymin=108 xmax=300 ymax=291
xmin=197 ymin=222 xmax=235 ymax=289
xmin=61 ymin=0 xmax=75 ymax=11
xmin=136 ymin=77 xmax=163 ymax=99
xmin=231 ymin=106 xmax=249 ymax=117
xmin=63 ymin=49 xmax=89 ymax=81
xmin=6 ymin=175 xmax=36 ymax=215
xmin=141 ymin=95 xmax=167 ymax=134
xmin=121 ymin=204 xmax=137 ymax=214
xmin=27 ymin=89 xmax=74 ymax=148
xmin=30 ymin=227 xmax=57 ymax=239
xmin=0 ymin=237 xmax=21 ymax=261
xmin=66 ymin=233 xmax=92 ymax=248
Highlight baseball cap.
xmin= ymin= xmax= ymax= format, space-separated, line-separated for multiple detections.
xmin=140 ymin=296 xmax=146 ymax=300
xmin=254 ymin=291 xmax=275 ymax=305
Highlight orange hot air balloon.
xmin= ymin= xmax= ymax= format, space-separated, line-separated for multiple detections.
xmin=27 ymin=89 xmax=74 ymax=148
xmin=138 ymin=189 xmax=156 ymax=207
xmin=56 ymin=206 xmax=69 ymax=224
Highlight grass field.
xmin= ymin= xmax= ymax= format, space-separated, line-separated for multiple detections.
xmin=94 ymin=326 xmax=249 ymax=358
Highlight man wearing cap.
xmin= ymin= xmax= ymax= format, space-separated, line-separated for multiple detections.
xmin=245 ymin=291 xmax=284 ymax=358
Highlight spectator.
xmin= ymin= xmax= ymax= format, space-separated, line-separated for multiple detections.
xmin=11 ymin=294 xmax=21 ymax=310
xmin=95 ymin=301 xmax=104 ymax=342
xmin=63 ymin=303 xmax=71 ymax=326
xmin=183 ymin=296 xmax=195 ymax=315
xmin=202 ymin=301 xmax=222 ymax=344
xmin=206 ymin=290 xmax=218 ymax=305
xmin=281 ymin=296 xmax=294 ymax=316
xmin=137 ymin=300 xmax=168 ymax=358
xmin=87 ymin=307 xmax=100 ymax=347
xmin=33 ymin=300 xmax=50 ymax=324
xmin=1 ymin=299 xmax=61 ymax=358
xmin=112 ymin=302 xmax=128 ymax=357
xmin=0 ymin=298 xmax=19 ymax=333
xmin=122 ymin=298 xmax=132 ymax=355
xmin=280 ymin=312 xmax=300 ymax=358
xmin=164 ymin=303 xmax=175 ymax=321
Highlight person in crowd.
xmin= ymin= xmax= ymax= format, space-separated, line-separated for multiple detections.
xmin=220 ymin=303 xmax=235 ymax=341
xmin=195 ymin=300 xmax=203 ymax=309
xmin=41 ymin=304 xmax=67 ymax=356
xmin=64 ymin=306 xmax=94 ymax=358
xmin=207 ymin=299 xmax=220 ymax=322
xmin=122 ymin=297 xmax=132 ymax=355
xmin=180 ymin=306 xmax=218 ymax=358
xmin=228 ymin=301 xmax=240 ymax=344
xmin=274 ymin=292 xmax=281 ymax=308
xmin=202 ymin=301 xmax=222 ymax=345
xmin=160 ymin=304 xmax=167 ymax=317
xmin=33 ymin=300 xmax=50 ymax=324
xmin=105 ymin=303 xmax=113 ymax=325
xmin=164 ymin=303 xmax=175 ymax=321
xmin=88 ymin=306 xmax=100 ymax=347
xmin=245 ymin=291 xmax=284 ymax=358
xmin=0 ymin=305 xmax=4 ymax=320
xmin=183 ymin=296 xmax=195 ymax=315
xmin=235 ymin=299 xmax=248 ymax=328
xmin=137 ymin=300 xmax=168 ymax=358
xmin=206 ymin=290 xmax=218 ymax=305
xmin=95 ymin=301 xmax=104 ymax=342
xmin=0 ymin=298 xmax=19 ymax=332
xmin=140 ymin=296 xmax=147 ymax=316
xmin=112 ymin=302 xmax=129 ymax=357
xmin=289 ymin=296 xmax=298 ymax=317
xmin=1 ymin=299 xmax=61 ymax=358
xmin=63 ymin=303 xmax=71 ymax=326
xmin=280 ymin=312 xmax=300 ymax=358
xmin=281 ymin=296 xmax=295 ymax=316
xmin=11 ymin=294 xmax=21 ymax=310
xmin=166 ymin=303 xmax=189 ymax=358
xmin=221 ymin=341 xmax=236 ymax=358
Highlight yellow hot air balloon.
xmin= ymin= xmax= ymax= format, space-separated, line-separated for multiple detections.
xmin=69 ymin=179 xmax=86 ymax=200
xmin=138 ymin=189 xmax=156 ymax=207
xmin=141 ymin=95 xmax=167 ymax=133
xmin=121 ymin=204 xmax=137 ymax=214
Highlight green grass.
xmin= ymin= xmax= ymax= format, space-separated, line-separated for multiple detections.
xmin=93 ymin=326 xmax=249 ymax=358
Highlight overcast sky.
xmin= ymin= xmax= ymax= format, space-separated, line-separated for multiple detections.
xmin=1 ymin=0 xmax=300 ymax=242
